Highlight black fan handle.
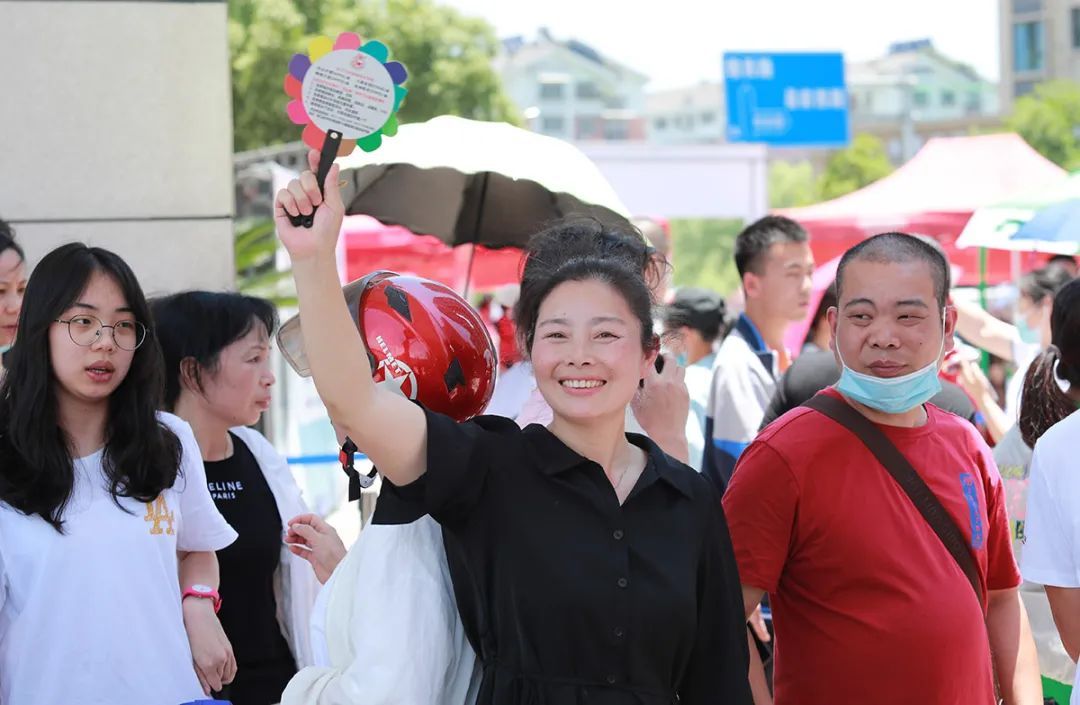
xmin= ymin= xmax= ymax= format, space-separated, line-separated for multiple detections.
xmin=288 ymin=129 xmax=343 ymax=229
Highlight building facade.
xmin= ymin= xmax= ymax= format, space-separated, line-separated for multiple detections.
xmin=641 ymin=40 xmax=999 ymax=164
xmin=846 ymin=39 xmax=1001 ymax=162
xmin=645 ymin=82 xmax=726 ymax=145
xmin=999 ymin=0 xmax=1080 ymax=111
xmin=496 ymin=29 xmax=649 ymax=142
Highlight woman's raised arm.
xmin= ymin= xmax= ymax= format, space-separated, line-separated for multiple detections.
xmin=276 ymin=150 xmax=428 ymax=486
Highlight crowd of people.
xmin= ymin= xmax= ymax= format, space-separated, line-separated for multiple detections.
xmin=0 ymin=147 xmax=1077 ymax=705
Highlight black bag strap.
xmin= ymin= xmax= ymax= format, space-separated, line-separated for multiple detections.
xmin=802 ymin=393 xmax=985 ymax=609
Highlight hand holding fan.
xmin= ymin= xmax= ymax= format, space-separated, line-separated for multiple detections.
xmin=283 ymin=32 xmax=408 ymax=227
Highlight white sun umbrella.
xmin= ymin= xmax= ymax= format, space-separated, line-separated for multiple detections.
xmin=334 ymin=115 xmax=631 ymax=252
xmin=957 ymin=170 xmax=1080 ymax=253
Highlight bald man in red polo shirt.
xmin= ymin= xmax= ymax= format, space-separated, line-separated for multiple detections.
xmin=723 ymin=232 xmax=1041 ymax=705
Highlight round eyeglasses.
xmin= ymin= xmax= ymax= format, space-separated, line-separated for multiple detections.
xmin=54 ymin=315 xmax=147 ymax=351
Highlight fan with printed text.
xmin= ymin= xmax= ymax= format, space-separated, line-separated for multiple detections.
xmin=283 ymin=31 xmax=408 ymax=227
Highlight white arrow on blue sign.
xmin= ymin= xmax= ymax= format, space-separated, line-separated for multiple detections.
xmin=724 ymin=52 xmax=850 ymax=148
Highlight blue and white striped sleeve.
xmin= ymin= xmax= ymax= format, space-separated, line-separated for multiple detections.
xmin=701 ymin=362 xmax=766 ymax=493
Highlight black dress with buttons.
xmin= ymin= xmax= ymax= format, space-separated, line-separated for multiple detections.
xmin=386 ymin=410 xmax=753 ymax=705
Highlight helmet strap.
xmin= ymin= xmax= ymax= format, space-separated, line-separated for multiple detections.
xmin=339 ymin=436 xmax=377 ymax=501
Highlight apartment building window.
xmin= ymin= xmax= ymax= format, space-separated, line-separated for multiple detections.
xmin=1014 ymin=21 xmax=1046 ymax=72
xmin=1015 ymin=80 xmax=1037 ymax=98
xmin=576 ymin=81 xmax=602 ymax=100
xmin=604 ymin=121 xmax=629 ymax=141
xmin=577 ymin=116 xmax=601 ymax=138
xmin=913 ymin=91 xmax=929 ymax=108
xmin=1073 ymin=7 xmax=1080 ymax=48
xmin=966 ymin=92 xmax=982 ymax=114
xmin=541 ymin=116 xmax=565 ymax=133
xmin=941 ymin=90 xmax=956 ymax=107
xmin=539 ymin=82 xmax=564 ymax=100
xmin=1014 ymin=0 xmax=1043 ymax=12
xmin=700 ymin=111 xmax=716 ymax=124
xmin=888 ymin=138 xmax=902 ymax=161
xmin=654 ymin=117 xmax=668 ymax=130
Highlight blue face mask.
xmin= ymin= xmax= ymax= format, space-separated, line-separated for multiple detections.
xmin=1015 ymin=315 xmax=1040 ymax=345
xmin=661 ymin=341 xmax=689 ymax=368
xmin=0 ymin=343 xmax=10 ymax=355
xmin=835 ymin=311 xmax=945 ymax=415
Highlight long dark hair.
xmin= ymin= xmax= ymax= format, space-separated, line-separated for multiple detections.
xmin=513 ymin=219 xmax=664 ymax=356
xmin=1019 ymin=278 xmax=1080 ymax=447
xmin=0 ymin=243 xmax=181 ymax=532
xmin=151 ymin=291 xmax=278 ymax=410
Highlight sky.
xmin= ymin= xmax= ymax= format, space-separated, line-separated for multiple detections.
xmin=441 ymin=0 xmax=1001 ymax=91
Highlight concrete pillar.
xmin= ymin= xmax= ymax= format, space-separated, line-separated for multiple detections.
xmin=0 ymin=0 xmax=235 ymax=294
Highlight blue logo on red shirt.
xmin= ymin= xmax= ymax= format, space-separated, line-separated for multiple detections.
xmin=960 ymin=472 xmax=985 ymax=549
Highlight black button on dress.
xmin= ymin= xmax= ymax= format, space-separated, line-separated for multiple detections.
xmin=387 ymin=409 xmax=753 ymax=705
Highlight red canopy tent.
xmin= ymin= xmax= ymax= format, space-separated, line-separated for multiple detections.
xmin=778 ymin=133 xmax=1066 ymax=286
xmin=340 ymin=215 xmax=524 ymax=292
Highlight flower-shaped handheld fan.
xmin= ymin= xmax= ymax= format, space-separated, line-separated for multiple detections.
xmin=283 ymin=32 xmax=408 ymax=227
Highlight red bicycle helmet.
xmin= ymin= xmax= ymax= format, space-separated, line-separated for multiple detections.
xmin=278 ymin=271 xmax=497 ymax=421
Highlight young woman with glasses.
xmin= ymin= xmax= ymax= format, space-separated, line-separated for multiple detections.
xmin=0 ymin=243 xmax=239 ymax=705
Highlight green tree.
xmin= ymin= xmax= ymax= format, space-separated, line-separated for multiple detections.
xmin=669 ymin=218 xmax=744 ymax=296
xmin=769 ymin=160 xmax=820 ymax=208
xmin=1006 ymin=80 xmax=1080 ymax=170
xmin=229 ymin=0 xmax=521 ymax=152
xmin=362 ymin=0 xmax=522 ymax=128
xmin=818 ymin=133 xmax=894 ymax=201
xmin=234 ymin=218 xmax=297 ymax=306
xmin=229 ymin=0 xmax=307 ymax=153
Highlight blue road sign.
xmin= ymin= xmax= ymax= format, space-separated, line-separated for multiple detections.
xmin=724 ymin=52 xmax=850 ymax=147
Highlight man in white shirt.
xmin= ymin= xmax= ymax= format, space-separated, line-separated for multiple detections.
xmin=701 ymin=215 xmax=813 ymax=492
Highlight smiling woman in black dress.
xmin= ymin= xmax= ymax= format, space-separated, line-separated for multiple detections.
xmin=273 ymin=153 xmax=753 ymax=705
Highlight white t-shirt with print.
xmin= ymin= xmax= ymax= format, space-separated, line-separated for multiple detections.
xmin=1020 ymin=409 xmax=1080 ymax=704
xmin=0 ymin=412 xmax=238 ymax=705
